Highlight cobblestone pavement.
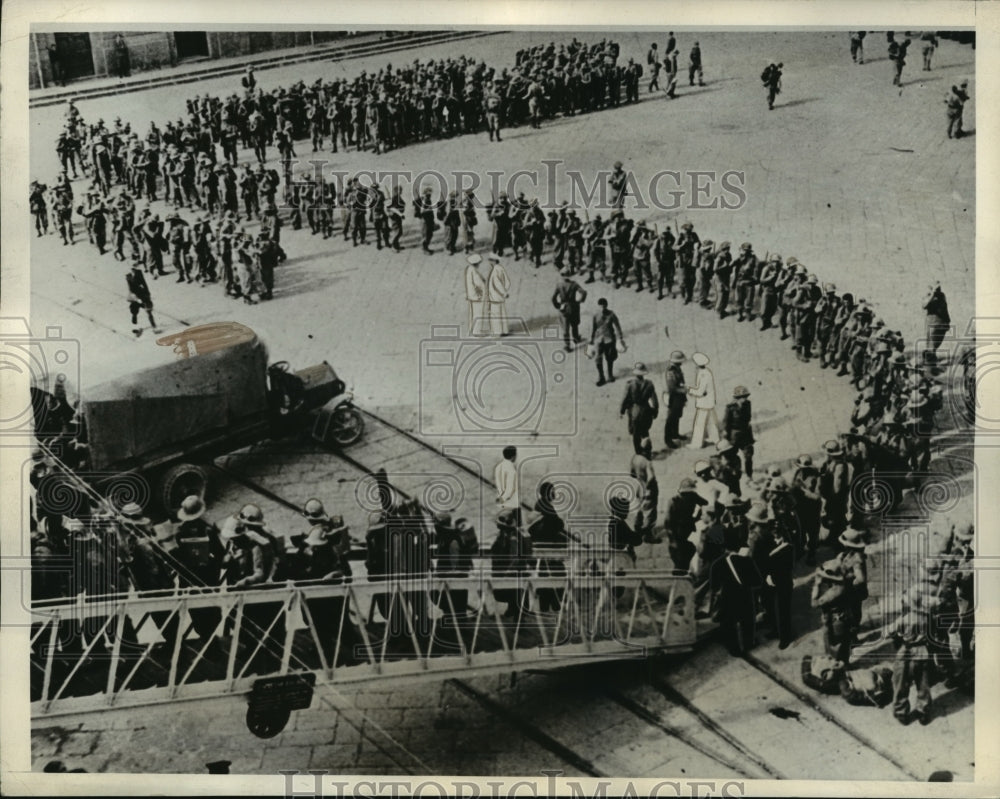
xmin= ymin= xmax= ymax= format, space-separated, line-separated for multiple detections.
xmin=26 ymin=30 xmax=975 ymax=781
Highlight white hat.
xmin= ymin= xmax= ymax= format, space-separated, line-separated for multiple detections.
xmin=692 ymin=352 xmax=710 ymax=367
xmin=467 ymin=253 xmax=482 ymax=265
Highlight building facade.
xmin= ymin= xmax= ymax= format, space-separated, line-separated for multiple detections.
xmin=30 ymin=31 xmax=358 ymax=90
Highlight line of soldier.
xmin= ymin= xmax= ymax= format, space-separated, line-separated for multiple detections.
xmin=162 ymin=37 xmax=651 ymax=165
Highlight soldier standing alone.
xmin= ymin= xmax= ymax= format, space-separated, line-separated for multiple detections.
xmin=590 ymin=298 xmax=625 ymax=386
xmin=945 ymin=79 xmax=970 ymax=139
xmin=688 ymin=41 xmax=704 ymax=86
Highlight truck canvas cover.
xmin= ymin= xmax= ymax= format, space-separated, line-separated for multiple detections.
xmin=83 ymin=326 xmax=269 ymax=471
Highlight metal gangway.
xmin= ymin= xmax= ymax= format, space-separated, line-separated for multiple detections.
xmin=30 ymin=550 xmax=696 ymax=735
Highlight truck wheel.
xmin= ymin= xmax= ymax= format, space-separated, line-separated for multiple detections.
xmin=158 ymin=463 xmax=208 ymax=513
xmin=327 ymin=407 xmax=365 ymax=447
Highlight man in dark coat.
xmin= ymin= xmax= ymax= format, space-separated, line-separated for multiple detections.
xmin=552 ymin=266 xmax=588 ymax=351
xmin=619 ymin=362 xmax=658 ymax=454
xmin=125 ymin=262 xmax=159 ymax=336
xmin=764 ymin=524 xmax=795 ymax=648
xmin=709 ymin=538 xmax=761 ymax=655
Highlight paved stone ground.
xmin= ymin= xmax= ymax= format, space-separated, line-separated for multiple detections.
xmin=26 ymin=30 xmax=976 ymax=781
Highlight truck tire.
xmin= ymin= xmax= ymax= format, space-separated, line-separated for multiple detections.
xmin=326 ymin=406 xmax=365 ymax=447
xmin=157 ymin=463 xmax=208 ymax=513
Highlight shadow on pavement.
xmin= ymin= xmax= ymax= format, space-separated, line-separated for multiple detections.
xmin=780 ymin=97 xmax=821 ymax=109
xmin=901 ymin=76 xmax=943 ymax=88
xmin=928 ymin=684 xmax=974 ymax=720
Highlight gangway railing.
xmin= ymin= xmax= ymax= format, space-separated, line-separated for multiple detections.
xmin=30 ymin=551 xmax=696 ymax=725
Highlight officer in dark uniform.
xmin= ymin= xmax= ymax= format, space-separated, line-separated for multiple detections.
xmin=764 ymin=523 xmax=794 ymax=648
xmin=709 ymin=536 xmax=761 ymax=656
xmin=662 ymin=350 xmax=688 ymax=448
xmin=620 ymin=362 xmax=659 ymax=454
xmin=723 ymin=386 xmax=754 ymax=480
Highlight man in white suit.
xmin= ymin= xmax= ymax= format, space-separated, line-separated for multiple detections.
xmin=486 ymin=253 xmax=511 ymax=337
xmin=465 ymin=253 xmax=487 ymax=336
xmin=687 ymin=351 xmax=720 ymax=449
xmin=494 ymin=445 xmax=520 ymax=525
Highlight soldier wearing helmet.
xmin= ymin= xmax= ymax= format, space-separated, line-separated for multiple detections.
xmin=301 ymin=498 xmax=353 ymax=559
xmin=221 ymin=502 xmax=288 ymax=672
xmin=791 ymin=455 xmax=822 ymax=565
xmin=723 ymin=385 xmax=754 ymax=480
xmin=664 ymin=477 xmax=708 ymax=572
xmin=301 ymin=522 xmax=357 ymax=665
xmin=171 ymin=495 xmax=225 ymax=639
